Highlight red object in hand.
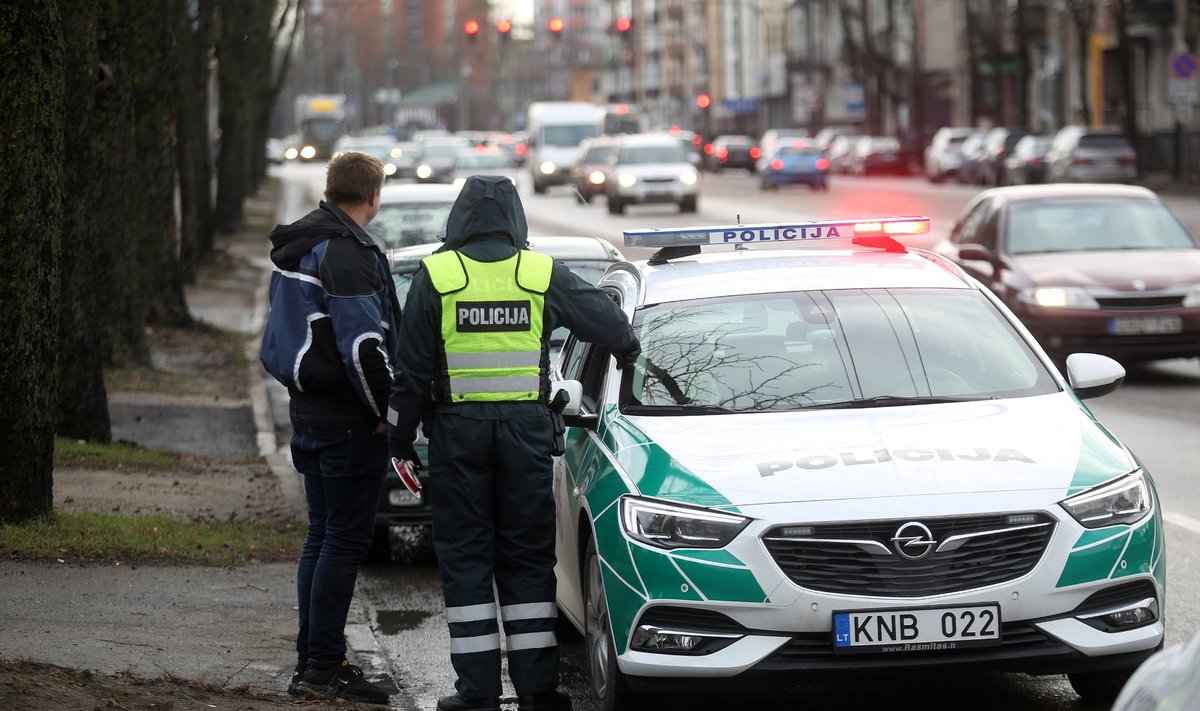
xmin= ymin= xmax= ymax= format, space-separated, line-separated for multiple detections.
xmin=391 ymin=457 xmax=422 ymax=495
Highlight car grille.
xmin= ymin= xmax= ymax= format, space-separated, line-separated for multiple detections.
xmin=641 ymin=177 xmax=675 ymax=183
xmin=1094 ymin=295 xmax=1185 ymax=310
xmin=762 ymin=513 xmax=1055 ymax=597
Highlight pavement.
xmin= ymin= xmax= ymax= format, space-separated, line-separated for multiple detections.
xmin=0 ymin=176 xmax=396 ymax=702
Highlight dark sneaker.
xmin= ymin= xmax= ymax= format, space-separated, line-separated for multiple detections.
xmin=286 ymin=661 xmax=305 ymax=696
xmin=436 ymin=691 xmax=502 ymax=711
xmin=518 ymin=688 xmax=573 ymax=711
xmin=298 ymin=659 xmax=392 ymax=704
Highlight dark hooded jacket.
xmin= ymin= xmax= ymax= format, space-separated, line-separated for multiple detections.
xmin=386 ymin=176 xmax=636 ymax=444
xmin=260 ymin=201 xmax=401 ymax=419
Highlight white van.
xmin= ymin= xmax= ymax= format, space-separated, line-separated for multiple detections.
xmin=526 ymin=101 xmax=602 ymax=194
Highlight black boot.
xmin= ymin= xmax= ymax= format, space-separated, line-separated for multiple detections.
xmin=297 ymin=660 xmax=393 ymax=705
xmin=517 ymin=688 xmax=573 ymax=711
xmin=436 ymin=691 xmax=502 ymax=711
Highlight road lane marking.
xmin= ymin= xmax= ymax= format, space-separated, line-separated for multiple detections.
xmin=1164 ymin=511 xmax=1200 ymax=535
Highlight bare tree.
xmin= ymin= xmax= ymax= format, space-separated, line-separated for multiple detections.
xmin=0 ymin=2 xmax=66 ymax=523
xmin=1109 ymin=0 xmax=1143 ymax=177
xmin=176 ymin=0 xmax=217 ymax=281
xmin=1066 ymin=0 xmax=1098 ymax=125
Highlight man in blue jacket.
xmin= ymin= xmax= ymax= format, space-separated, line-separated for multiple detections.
xmin=260 ymin=151 xmax=400 ymax=705
xmin=387 ymin=175 xmax=639 ymax=711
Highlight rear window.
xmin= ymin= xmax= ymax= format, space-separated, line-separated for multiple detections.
xmin=777 ymin=147 xmax=822 ymax=158
xmin=1078 ymin=134 xmax=1133 ymax=150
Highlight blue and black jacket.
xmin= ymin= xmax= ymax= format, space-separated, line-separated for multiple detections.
xmin=260 ymin=201 xmax=401 ymax=420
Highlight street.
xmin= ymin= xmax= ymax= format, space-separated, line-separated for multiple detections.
xmin=276 ymin=162 xmax=1200 ymax=710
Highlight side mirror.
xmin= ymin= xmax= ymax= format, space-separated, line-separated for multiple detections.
xmin=551 ymin=380 xmax=583 ymax=416
xmin=957 ymin=244 xmax=994 ymax=262
xmin=1065 ymin=353 xmax=1125 ymax=400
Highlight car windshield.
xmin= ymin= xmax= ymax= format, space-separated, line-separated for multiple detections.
xmin=368 ymin=201 xmax=454 ymax=248
xmin=421 ymin=143 xmax=462 ymax=159
xmin=585 ymin=145 xmax=613 ymax=162
xmin=622 ymin=289 xmax=1057 ymax=413
xmin=1006 ymin=199 xmax=1196 ymax=254
xmin=544 ymin=124 xmax=599 ymax=146
xmin=456 ymin=153 xmax=511 ymax=170
xmin=619 ymin=144 xmax=688 ymax=164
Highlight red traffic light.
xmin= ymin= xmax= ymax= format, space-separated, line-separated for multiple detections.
xmin=547 ymin=16 xmax=565 ymax=33
xmin=615 ymin=17 xmax=632 ymax=32
xmin=463 ymin=19 xmax=480 ymax=35
xmin=695 ymin=93 xmax=711 ymax=109
xmin=496 ymin=19 xmax=512 ymax=34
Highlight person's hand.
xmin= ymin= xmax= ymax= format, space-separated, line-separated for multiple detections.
xmin=613 ymin=341 xmax=641 ymax=370
xmin=388 ymin=431 xmax=423 ymax=470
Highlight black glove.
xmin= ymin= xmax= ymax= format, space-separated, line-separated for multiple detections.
xmin=613 ymin=341 xmax=641 ymax=370
xmin=388 ymin=431 xmax=423 ymax=470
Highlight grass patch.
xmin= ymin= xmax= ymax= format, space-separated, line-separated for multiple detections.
xmin=54 ymin=437 xmax=179 ymax=470
xmin=0 ymin=511 xmax=301 ymax=565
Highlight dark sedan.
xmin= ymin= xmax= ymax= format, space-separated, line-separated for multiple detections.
xmin=937 ymin=184 xmax=1200 ymax=365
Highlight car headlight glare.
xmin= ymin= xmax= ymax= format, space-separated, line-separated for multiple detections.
xmin=679 ymin=169 xmax=699 ymax=185
xmin=618 ymin=172 xmax=638 ymax=188
xmin=415 ymin=164 xmax=433 ymax=179
xmin=1183 ymin=285 xmax=1200 ymax=308
xmin=620 ymin=497 xmax=750 ymax=549
xmin=284 ymin=147 xmax=299 ymax=160
xmin=390 ymin=148 xmax=403 ymax=159
xmin=1060 ymin=470 xmax=1151 ymax=529
xmin=588 ymin=170 xmax=606 ymax=185
xmin=300 ymin=145 xmax=317 ymax=159
xmin=383 ymin=163 xmax=397 ymax=176
xmin=1017 ymin=287 xmax=1099 ymax=310
xmin=539 ymin=161 xmax=557 ymax=175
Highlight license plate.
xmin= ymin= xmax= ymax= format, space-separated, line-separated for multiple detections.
xmin=1110 ymin=316 xmax=1182 ymax=335
xmin=832 ymin=604 xmax=1001 ymax=653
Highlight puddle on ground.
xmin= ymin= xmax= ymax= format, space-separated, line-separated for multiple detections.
xmin=376 ymin=608 xmax=434 ymax=635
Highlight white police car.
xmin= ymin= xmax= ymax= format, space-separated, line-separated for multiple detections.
xmin=550 ymin=218 xmax=1166 ymax=709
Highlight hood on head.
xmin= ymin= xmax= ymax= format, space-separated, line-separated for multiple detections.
xmin=442 ymin=175 xmax=528 ymax=250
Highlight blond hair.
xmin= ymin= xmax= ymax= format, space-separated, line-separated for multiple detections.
xmin=324 ymin=151 xmax=385 ymax=205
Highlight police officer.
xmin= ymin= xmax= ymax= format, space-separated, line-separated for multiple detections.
xmin=387 ymin=175 xmax=639 ymax=711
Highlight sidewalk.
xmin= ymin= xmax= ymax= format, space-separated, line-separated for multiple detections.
xmin=0 ymin=176 xmax=395 ymax=707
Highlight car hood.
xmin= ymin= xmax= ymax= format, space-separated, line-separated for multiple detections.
xmin=605 ymin=394 xmax=1134 ymax=509
xmin=1014 ymin=249 xmax=1200 ymax=290
xmin=615 ymin=162 xmax=693 ymax=179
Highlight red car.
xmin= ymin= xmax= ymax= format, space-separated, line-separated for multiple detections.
xmin=937 ymin=184 xmax=1200 ymax=365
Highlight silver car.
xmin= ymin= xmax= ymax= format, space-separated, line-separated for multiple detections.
xmin=1046 ymin=126 xmax=1137 ymax=183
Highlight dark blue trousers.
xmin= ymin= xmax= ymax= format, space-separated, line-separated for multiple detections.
xmin=290 ymin=399 xmax=386 ymax=670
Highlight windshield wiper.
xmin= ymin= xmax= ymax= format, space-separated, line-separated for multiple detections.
xmin=801 ymin=395 xmax=992 ymax=409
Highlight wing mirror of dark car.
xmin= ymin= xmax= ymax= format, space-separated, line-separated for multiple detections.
xmin=956 ymin=244 xmax=994 ymax=262
xmin=1064 ymin=353 xmax=1125 ymax=399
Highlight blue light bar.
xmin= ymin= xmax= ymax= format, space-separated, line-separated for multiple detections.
xmin=623 ymin=217 xmax=931 ymax=249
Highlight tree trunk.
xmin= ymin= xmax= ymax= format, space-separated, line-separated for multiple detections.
xmin=1015 ymin=0 xmax=1031 ymax=129
xmin=0 ymin=2 xmax=65 ymax=523
xmin=175 ymin=0 xmax=215 ymax=282
xmin=214 ymin=2 xmax=257 ymax=234
xmin=1113 ymin=0 xmax=1142 ymax=178
xmin=57 ymin=0 xmax=112 ymax=443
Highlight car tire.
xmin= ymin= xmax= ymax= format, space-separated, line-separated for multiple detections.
xmin=534 ymin=180 xmax=547 ymax=195
xmin=1068 ymin=666 xmax=1138 ymax=703
xmin=584 ymin=538 xmax=658 ymax=711
xmin=608 ymin=196 xmax=625 ymax=215
xmin=680 ymin=196 xmax=698 ymax=213
xmin=363 ymin=526 xmax=392 ymax=564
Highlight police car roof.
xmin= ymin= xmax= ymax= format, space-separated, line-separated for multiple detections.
xmin=617 ymin=248 xmax=973 ymax=305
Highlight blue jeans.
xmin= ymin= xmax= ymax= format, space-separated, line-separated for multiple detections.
xmin=290 ymin=400 xmax=386 ymax=669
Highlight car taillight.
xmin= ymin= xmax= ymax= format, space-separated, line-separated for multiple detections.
xmin=1119 ymin=155 xmax=1136 ymax=165
xmin=770 ymin=158 xmax=784 ymax=170
xmin=516 ymin=144 xmax=528 ymax=156
xmin=1072 ymin=156 xmax=1091 ymax=165
xmin=1029 ymin=158 xmax=1041 ymax=165
xmin=750 ymin=147 xmax=762 ymax=159
xmin=704 ymin=144 xmax=714 ymax=155
xmin=718 ymin=148 xmax=728 ymax=160
xmin=816 ymin=158 xmax=830 ymax=170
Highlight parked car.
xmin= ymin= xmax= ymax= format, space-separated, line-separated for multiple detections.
xmin=571 ymin=136 xmax=617 ymax=204
xmin=850 ymin=136 xmax=908 ymax=176
xmin=1003 ymin=135 xmax=1054 ymax=185
xmin=813 ymin=124 xmax=861 ymax=151
xmin=936 ymin=183 xmax=1200 ymax=365
xmin=979 ymin=127 xmax=1028 ymax=186
xmin=924 ymin=126 xmax=976 ymax=182
xmin=554 ymin=218 xmax=1164 ymax=709
xmin=1045 ymin=126 xmax=1138 ymax=183
xmin=707 ymin=135 xmax=759 ymax=173
xmin=366 ymin=183 xmax=461 ymax=249
xmin=956 ymin=131 xmax=987 ymax=185
xmin=605 ymin=133 xmax=700 ymax=215
xmin=757 ymin=141 xmax=830 ymax=191
xmin=827 ymin=134 xmax=861 ymax=174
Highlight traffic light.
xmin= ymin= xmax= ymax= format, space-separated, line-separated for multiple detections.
xmin=496 ymin=18 xmax=512 ymax=39
xmin=463 ymin=19 xmax=480 ymax=40
xmin=547 ymin=16 xmax=565 ymax=38
xmin=695 ymin=93 xmax=711 ymax=110
xmin=615 ymin=16 xmax=632 ymax=34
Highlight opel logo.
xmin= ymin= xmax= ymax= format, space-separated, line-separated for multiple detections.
xmin=891 ymin=522 xmax=937 ymax=560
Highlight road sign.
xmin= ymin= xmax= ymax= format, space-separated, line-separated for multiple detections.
xmin=1171 ymin=50 xmax=1197 ymax=79
xmin=1168 ymin=50 xmax=1199 ymax=108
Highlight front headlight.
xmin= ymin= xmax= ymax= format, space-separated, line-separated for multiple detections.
xmin=620 ymin=497 xmax=750 ymax=549
xmin=390 ymin=147 xmax=403 ymax=159
xmin=284 ymin=147 xmax=299 ymax=160
xmin=1183 ymin=284 xmax=1200 ymax=308
xmin=1060 ymin=470 xmax=1152 ymax=529
xmin=1017 ymin=286 xmax=1099 ymax=309
xmin=383 ymin=163 xmax=397 ymax=176
xmin=415 ymin=164 xmax=433 ymax=179
xmin=588 ymin=170 xmax=606 ymax=185
xmin=618 ymin=172 xmax=638 ymax=188
xmin=300 ymin=145 xmax=317 ymax=160
xmin=679 ymin=169 xmax=699 ymax=185
xmin=539 ymin=161 xmax=557 ymax=175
